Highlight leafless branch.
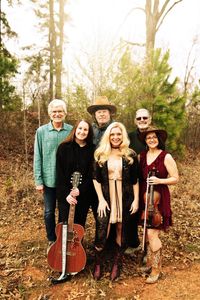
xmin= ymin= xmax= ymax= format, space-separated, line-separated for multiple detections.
xmin=157 ymin=0 xmax=183 ymax=32
xmin=123 ymin=40 xmax=146 ymax=48
xmin=184 ymin=42 xmax=196 ymax=94
xmin=113 ymin=6 xmax=145 ymax=40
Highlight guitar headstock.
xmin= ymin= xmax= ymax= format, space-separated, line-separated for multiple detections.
xmin=71 ymin=171 xmax=82 ymax=188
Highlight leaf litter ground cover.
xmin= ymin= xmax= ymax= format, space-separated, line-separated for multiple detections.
xmin=0 ymin=152 xmax=200 ymax=299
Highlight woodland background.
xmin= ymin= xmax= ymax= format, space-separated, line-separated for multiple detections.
xmin=0 ymin=0 xmax=200 ymax=299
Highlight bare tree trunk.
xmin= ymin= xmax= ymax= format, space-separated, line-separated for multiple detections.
xmin=145 ymin=0 xmax=183 ymax=55
xmin=0 ymin=0 xmax=3 ymax=111
xmin=55 ymin=0 xmax=64 ymax=99
xmin=145 ymin=0 xmax=157 ymax=54
xmin=49 ymin=0 xmax=56 ymax=101
xmin=22 ymin=81 xmax=28 ymax=166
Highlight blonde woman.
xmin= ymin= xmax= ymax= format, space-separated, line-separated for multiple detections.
xmin=92 ymin=122 xmax=139 ymax=281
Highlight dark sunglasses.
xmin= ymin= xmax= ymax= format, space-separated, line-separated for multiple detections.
xmin=136 ymin=116 xmax=148 ymax=121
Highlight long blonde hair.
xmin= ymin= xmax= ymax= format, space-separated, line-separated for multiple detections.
xmin=94 ymin=122 xmax=135 ymax=166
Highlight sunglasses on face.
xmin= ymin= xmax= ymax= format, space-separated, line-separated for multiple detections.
xmin=136 ymin=116 xmax=148 ymax=121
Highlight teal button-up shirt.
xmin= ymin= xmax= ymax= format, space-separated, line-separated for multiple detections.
xmin=34 ymin=121 xmax=73 ymax=187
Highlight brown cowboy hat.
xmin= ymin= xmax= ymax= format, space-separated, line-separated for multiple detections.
xmin=139 ymin=125 xmax=168 ymax=143
xmin=87 ymin=96 xmax=117 ymax=115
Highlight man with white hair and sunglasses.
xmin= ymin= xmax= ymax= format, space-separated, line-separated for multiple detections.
xmin=129 ymin=108 xmax=152 ymax=154
xmin=126 ymin=108 xmax=152 ymax=252
xmin=34 ymin=99 xmax=72 ymax=248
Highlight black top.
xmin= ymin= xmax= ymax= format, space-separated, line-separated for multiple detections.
xmin=128 ymin=128 xmax=146 ymax=154
xmin=92 ymin=120 xmax=113 ymax=147
xmin=56 ymin=141 xmax=97 ymax=223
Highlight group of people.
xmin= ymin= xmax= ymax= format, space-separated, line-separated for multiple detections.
xmin=34 ymin=96 xmax=179 ymax=284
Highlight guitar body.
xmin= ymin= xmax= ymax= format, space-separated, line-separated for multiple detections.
xmin=47 ymin=222 xmax=86 ymax=273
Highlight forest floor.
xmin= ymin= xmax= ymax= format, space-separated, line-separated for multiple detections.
xmin=0 ymin=151 xmax=200 ymax=300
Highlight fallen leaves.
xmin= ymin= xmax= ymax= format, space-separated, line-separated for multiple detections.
xmin=0 ymin=151 xmax=200 ymax=299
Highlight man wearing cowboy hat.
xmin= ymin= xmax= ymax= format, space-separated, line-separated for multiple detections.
xmin=87 ymin=96 xmax=117 ymax=146
xmin=87 ymin=96 xmax=117 ymax=248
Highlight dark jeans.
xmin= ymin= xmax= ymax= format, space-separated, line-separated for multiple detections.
xmin=44 ymin=185 xmax=59 ymax=242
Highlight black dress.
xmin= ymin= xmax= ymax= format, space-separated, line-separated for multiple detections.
xmin=56 ymin=141 xmax=98 ymax=227
xmin=93 ymin=154 xmax=139 ymax=249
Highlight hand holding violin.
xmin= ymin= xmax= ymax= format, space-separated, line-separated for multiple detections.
xmin=147 ymin=175 xmax=160 ymax=185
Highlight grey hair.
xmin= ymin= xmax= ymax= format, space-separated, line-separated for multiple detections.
xmin=135 ymin=108 xmax=151 ymax=118
xmin=48 ymin=99 xmax=67 ymax=115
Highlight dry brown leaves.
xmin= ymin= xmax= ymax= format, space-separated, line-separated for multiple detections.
xmin=0 ymin=151 xmax=200 ymax=299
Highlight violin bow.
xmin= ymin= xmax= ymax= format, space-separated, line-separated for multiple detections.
xmin=142 ymin=172 xmax=150 ymax=252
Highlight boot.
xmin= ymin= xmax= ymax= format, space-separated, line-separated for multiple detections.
xmin=93 ymin=249 xmax=103 ymax=280
xmin=110 ymin=244 xmax=123 ymax=281
xmin=146 ymin=248 xmax=162 ymax=284
xmin=140 ymin=244 xmax=152 ymax=274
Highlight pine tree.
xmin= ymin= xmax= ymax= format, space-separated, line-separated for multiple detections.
xmin=114 ymin=47 xmax=186 ymax=153
xmin=0 ymin=7 xmax=21 ymax=111
xmin=141 ymin=49 xmax=186 ymax=152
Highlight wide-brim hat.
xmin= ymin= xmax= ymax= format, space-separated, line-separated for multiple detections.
xmin=139 ymin=125 xmax=168 ymax=143
xmin=87 ymin=96 xmax=117 ymax=115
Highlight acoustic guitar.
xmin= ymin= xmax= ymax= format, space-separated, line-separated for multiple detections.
xmin=47 ymin=171 xmax=86 ymax=280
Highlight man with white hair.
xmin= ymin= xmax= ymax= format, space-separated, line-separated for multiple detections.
xmin=126 ymin=108 xmax=152 ymax=251
xmin=129 ymin=108 xmax=152 ymax=154
xmin=34 ymin=99 xmax=72 ymax=246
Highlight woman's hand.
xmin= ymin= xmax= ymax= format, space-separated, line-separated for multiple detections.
xmin=66 ymin=194 xmax=77 ymax=205
xmin=147 ymin=176 xmax=160 ymax=185
xmin=129 ymin=200 xmax=139 ymax=214
xmin=97 ymin=198 xmax=110 ymax=218
xmin=70 ymin=187 xmax=80 ymax=197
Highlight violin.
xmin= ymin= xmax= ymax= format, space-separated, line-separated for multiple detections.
xmin=141 ymin=168 xmax=162 ymax=228
xmin=47 ymin=172 xmax=86 ymax=279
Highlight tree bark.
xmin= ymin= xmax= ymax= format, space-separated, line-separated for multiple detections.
xmin=145 ymin=0 xmax=183 ymax=55
xmin=49 ymin=0 xmax=56 ymax=100
xmin=55 ymin=0 xmax=64 ymax=99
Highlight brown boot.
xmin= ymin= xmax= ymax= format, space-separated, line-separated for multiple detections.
xmin=140 ymin=244 xmax=152 ymax=274
xmin=146 ymin=248 xmax=162 ymax=284
xmin=93 ymin=249 xmax=103 ymax=280
xmin=110 ymin=244 xmax=123 ymax=281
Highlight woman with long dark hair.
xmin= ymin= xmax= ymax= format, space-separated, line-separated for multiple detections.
xmin=139 ymin=126 xmax=179 ymax=283
xmin=56 ymin=119 xmax=98 ymax=227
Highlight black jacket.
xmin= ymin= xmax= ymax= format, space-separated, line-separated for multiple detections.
xmin=128 ymin=128 xmax=146 ymax=154
xmin=93 ymin=154 xmax=139 ymax=248
xmin=56 ymin=141 xmax=97 ymax=226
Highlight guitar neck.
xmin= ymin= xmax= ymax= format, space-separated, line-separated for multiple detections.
xmin=68 ymin=171 xmax=82 ymax=232
xmin=68 ymin=204 xmax=75 ymax=232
